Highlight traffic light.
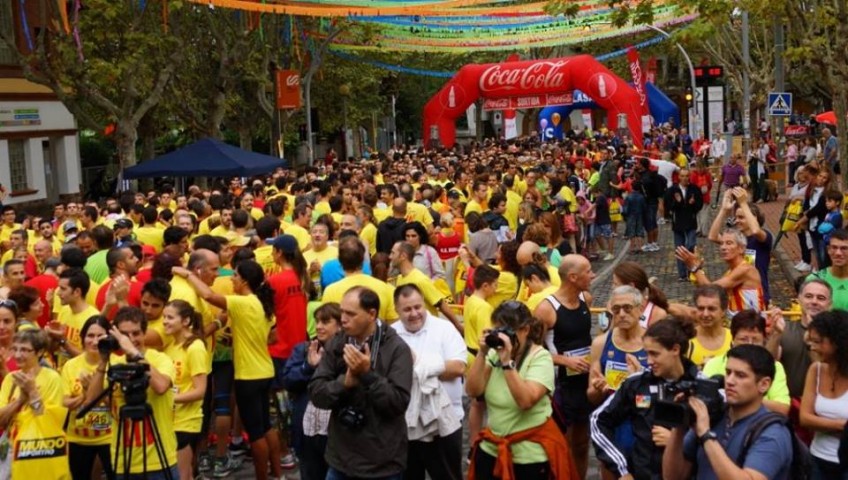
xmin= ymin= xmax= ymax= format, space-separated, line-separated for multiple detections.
xmin=685 ymin=88 xmax=693 ymax=107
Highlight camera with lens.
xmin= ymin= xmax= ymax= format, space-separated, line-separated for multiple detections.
xmin=653 ymin=376 xmax=725 ymax=428
xmin=107 ymin=363 xmax=150 ymax=407
xmin=98 ymin=336 xmax=121 ymax=355
xmin=485 ymin=326 xmax=519 ymax=350
xmin=338 ymin=405 xmax=366 ymax=430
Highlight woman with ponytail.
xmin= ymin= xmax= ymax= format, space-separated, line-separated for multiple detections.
xmin=590 ymin=316 xmax=700 ymax=480
xmin=162 ymin=300 xmax=208 ymax=480
xmin=172 ymin=259 xmax=282 ymax=480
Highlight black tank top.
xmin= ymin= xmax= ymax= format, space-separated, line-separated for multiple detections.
xmin=546 ymin=294 xmax=592 ymax=384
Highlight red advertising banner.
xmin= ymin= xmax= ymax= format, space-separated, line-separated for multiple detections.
xmin=275 ymin=70 xmax=302 ymax=109
xmin=626 ymin=46 xmax=649 ymax=116
xmin=482 ymin=92 xmax=575 ymax=111
xmin=785 ymin=125 xmax=809 ymax=136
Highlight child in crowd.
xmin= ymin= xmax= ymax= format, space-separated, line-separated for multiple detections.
xmin=818 ymin=190 xmax=845 ymax=268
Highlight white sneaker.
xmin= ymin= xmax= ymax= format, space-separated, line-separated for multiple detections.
xmin=650 ymin=243 xmax=661 ymax=252
xmin=603 ymin=253 xmax=615 ymax=261
xmin=641 ymin=244 xmax=652 ymax=252
xmin=795 ymin=262 xmax=812 ymax=272
xmin=658 ymin=218 xmax=667 ymax=225
xmin=793 ymin=261 xmax=804 ymax=270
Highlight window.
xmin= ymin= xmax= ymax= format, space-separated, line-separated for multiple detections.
xmin=0 ymin=1 xmax=15 ymax=65
xmin=8 ymin=140 xmax=28 ymax=191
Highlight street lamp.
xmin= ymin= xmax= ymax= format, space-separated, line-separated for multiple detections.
xmin=643 ymin=24 xmax=700 ymax=130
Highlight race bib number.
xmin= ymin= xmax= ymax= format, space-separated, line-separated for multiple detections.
xmin=76 ymin=405 xmax=111 ymax=432
xmin=744 ymin=248 xmax=756 ymax=265
xmin=564 ymin=346 xmax=591 ymax=376
xmin=604 ymin=361 xmax=630 ymax=391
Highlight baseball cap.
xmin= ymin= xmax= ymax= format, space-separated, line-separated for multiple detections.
xmin=272 ymin=234 xmax=298 ymax=254
xmin=63 ymin=221 xmax=78 ymax=233
xmin=114 ymin=218 xmax=133 ymax=230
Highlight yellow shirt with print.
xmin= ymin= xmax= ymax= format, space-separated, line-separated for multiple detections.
xmin=284 ymin=223 xmax=311 ymax=251
xmin=226 ymin=295 xmax=274 ymax=380
xmin=134 ymin=226 xmax=164 ymax=252
xmin=360 ymin=222 xmax=377 ymax=256
xmin=165 ymin=339 xmax=209 ymax=433
xmin=407 ymin=202 xmax=434 ymax=227
xmin=62 ymin=354 xmax=113 ymax=445
xmin=0 ymin=365 xmax=63 ymax=409
xmin=321 ymin=272 xmax=398 ymax=322
xmin=57 ymin=304 xmax=101 ymax=366
xmin=169 ymin=276 xmax=214 ymax=353
xmin=108 ymin=350 xmax=177 ymax=474
xmin=254 ymin=244 xmax=278 ymax=275
xmin=396 ymin=268 xmax=447 ymax=315
xmin=463 ymin=294 xmax=494 ymax=364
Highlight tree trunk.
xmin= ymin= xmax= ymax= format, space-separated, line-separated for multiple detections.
xmin=116 ymin=121 xmax=138 ymax=169
xmin=305 ymin=75 xmax=314 ymax=165
xmin=239 ymin=127 xmax=252 ymax=151
xmin=206 ymin=90 xmax=227 ymax=139
xmin=834 ymin=88 xmax=848 ymax=187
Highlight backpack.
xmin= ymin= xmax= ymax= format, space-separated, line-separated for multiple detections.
xmin=737 ymin=412 xmax=812 ymax=480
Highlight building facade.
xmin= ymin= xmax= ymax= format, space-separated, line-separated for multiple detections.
xmin=0 ymin=1 xmax=81 ymax=206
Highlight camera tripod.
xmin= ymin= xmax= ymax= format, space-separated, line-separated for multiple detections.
xmin=78 ymin=380 xmax=174 ymax=480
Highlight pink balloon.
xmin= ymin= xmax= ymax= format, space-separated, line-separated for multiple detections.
xmin=540 ymin=118 xmax=549 ymax=129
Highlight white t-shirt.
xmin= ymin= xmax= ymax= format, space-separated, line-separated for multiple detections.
xmin=392 ymin=314 xmax=467 ymax=419
xmin=650 ymin=159 xmax=679 ymax=187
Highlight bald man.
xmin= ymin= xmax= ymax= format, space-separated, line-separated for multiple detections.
xmin=534 ymin=254 xmax=595 ymax=479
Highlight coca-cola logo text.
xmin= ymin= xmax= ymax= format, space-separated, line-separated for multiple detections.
xmin=479 ymin=61 xmax=569 ymax=93
xmin=629 ymin=61 xmax=646 ymax=106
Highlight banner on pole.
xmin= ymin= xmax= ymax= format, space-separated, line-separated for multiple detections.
xmin=276 ymin=70 xmax=302 ymax=109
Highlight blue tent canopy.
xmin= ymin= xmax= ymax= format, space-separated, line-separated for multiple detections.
xmin=122 ymin=138 xmax=285 ymax=179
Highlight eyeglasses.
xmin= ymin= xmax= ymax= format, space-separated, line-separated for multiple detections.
xmin=610 ymin=304 xmax=636 ymax=314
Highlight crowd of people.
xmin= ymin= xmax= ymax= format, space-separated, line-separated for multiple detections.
xmin=0 ymin=125 xmax=845 ymax=480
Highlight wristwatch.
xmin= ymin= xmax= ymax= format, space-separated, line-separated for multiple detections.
xmin=501 ymin=360 xmax=516 ymax=370
xmin=698 ymin=431 xmax=718 ymax=446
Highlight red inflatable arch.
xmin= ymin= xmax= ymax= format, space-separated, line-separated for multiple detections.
xmin=423 ymin=54 xmax=644 ymax=149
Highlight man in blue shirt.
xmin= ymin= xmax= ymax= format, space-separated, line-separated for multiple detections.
xmin=663 ymin=345 xmax=793 ymax=480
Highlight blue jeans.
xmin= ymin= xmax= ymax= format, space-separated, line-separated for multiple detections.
xmin=811 ymin=456 xmax=848 ymax=480
xmin=326 ymin=466 xmax=403 ymax=480
xmin=674 ymin=229 xmax=698 ymax=279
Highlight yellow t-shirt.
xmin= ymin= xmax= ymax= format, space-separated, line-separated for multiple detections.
xmin=146 ymin=317 xmax=173 ymax=349
xmin=407 ymin=202 xmax=434 ymax=226
xmin=249 ymin=207 xmax=264 ymax=222
xmin=487 ymin=270 xmax=519 ymax=309
xmin=304 ymin=246 xmax=338 ymax=286
xmin=463 ymin=294 xmax=494 ymax=364
xmin=525 ymin=285 xmax=559 ymax=315
xmin=396 ymin=268 xmax=446 ymax=315
xmin=169 ymin=276 xmax=214 ymax=354
xmin=57 ymin=304 xmax=101 ymax=366
xmin=285 ymin=223 xmax=311 ymax=251
xmin=360 ymin=222 xmax=377 ymax=256
xmin=0 ymin=223 xmax=22 ymax=244
xmin=134 ymin=226 xmax=164 ymax=252
xmin=209 ymin=225 xmax=230 ymax=238
xmin=517 ymin=265 xmax=561 ymax=303
xmin=374 ymin=207 xmax=391 ymax=224
xmin=61 ymin=354 xmax=113 ymax=445
xmin=465 ymin=200 xmax=484 ymax=217
xmin=314 ymin=201 xmax=331 ymax=216
xmin=505 ymin=191 xmax=522 ymax=230
xmin=689 ymin=328 xmax=733 ymax=368
xmin=321 ymin=272 xmax=398 ymax=322
xmin=27 ymin=235 xmax=62 ymax=255
xmin=226 ymin=294 xmax=274 ymax=380
xmin=165 ymin=339 xmax=209 ymax=433
xmin=0 ymin=366 xmax=63 ymax=409
xmin=108 ymin=350 xmax=177 ymax=474
xmin=254 ymin=244 xmax=277 ymax=275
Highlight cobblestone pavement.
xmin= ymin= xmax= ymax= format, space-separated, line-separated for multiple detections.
xmin=591 ymin=198 xmax=797 ymax=310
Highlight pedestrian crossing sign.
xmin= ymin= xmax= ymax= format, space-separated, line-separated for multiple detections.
xmin=767 ymin=92 xmax=792 ymax=116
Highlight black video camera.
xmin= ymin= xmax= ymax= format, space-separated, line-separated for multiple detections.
xmin=108 ymin=363 xmax=150 ymax=407
xmin=98 ymin=336 xmax=121 ymax=355
xmin=653 ymin=376 xmax=725 ymax=428
xmin=485 ymin=326 xmax=518 ymax=350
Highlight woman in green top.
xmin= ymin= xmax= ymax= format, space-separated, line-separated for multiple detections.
xmin=466 ymin=301 xmax=555 ymax=479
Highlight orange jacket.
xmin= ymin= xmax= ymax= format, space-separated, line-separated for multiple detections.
xmin=468 ymin=417 xmax=579 ymax=480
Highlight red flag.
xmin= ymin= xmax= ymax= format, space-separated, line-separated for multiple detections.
xmin=626 ymin=46 xmax=649 ymax=116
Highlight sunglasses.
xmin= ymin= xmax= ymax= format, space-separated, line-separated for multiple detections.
xmin=610 ymin=304 xmax=636 ymax=314
xmin=0 ymin=299 xmax=18 ymax=314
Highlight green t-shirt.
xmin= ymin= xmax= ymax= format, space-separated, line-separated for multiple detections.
xmin=703 ymin=354 xmax=790 ymax=406
xmin=307 ymin=300 xmax=321 ymax=339
xmin=480 ymin=346 xmax=555 ymax=464
xmin=808 ymin=269 xmax=848 ymax=311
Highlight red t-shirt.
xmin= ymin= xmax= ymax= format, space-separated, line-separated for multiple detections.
xmin=24 ymin=273 xmax=59 ymax=328
xmin=95 ymin=278 xmax=143 ymax=317
xmin=267 ymin=269 xmax=307 ymax=360
xmin=435 ymin=232 xmax=462 ymax=261
xmin=135 ymin=268 xmax=152 ymax=284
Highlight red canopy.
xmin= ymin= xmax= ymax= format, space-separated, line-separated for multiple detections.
xmin=816 ymin=111 xmax=837 ymax=125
